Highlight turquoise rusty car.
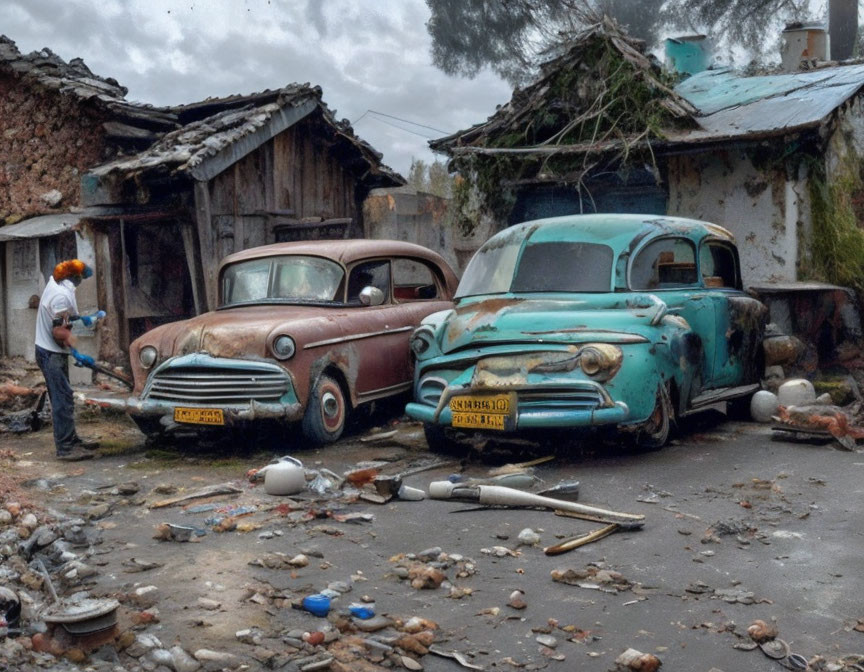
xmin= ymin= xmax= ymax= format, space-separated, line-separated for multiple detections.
xmin=405 ymin=214 xmax=767 ymax=451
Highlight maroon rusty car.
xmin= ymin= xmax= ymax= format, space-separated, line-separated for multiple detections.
xmin=125 ymin=240 xmax=458 ymax=443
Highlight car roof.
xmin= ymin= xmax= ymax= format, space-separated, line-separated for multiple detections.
xmin=502 ymin=214 xmax=734 ymax=256
xmin=218 ymin=239 xmax=451 ymax=270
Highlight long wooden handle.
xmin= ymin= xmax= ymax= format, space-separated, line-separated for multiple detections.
xmin=544 ymin=524 xmax=618 ymax=555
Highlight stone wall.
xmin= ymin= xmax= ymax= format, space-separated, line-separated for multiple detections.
xmin=0 ymin=72 xmax=109 ymax=222
xmin=363 ymin=187 xmax=460 ymax=274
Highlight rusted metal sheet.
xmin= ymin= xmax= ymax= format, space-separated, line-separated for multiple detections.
xmin=674 ymin=64 xmax=864 ymax=141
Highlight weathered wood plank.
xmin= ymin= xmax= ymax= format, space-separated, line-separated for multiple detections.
xmin=179 ymin=223 xmax=206 ymax=315
xmin=194 ymin=181 xmax=216 ymax=310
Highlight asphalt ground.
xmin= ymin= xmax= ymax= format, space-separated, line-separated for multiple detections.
xmin=3 ymin=407 xmax=863 ymax=671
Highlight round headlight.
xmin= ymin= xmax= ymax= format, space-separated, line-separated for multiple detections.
xmin=410 ymin=333 xmax=430 ymax=355
xmin=139 ymin=346 xmax=158 ymax=369
xmin=272 ymin=335 xmax=296 ymax=360
xmin=580 ymin=348 xmax=603 ymax=376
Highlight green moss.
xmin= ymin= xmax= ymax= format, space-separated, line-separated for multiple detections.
xmin=813 ymin=379 xmax=855 ymax=406
xmin=806 ymin=153 xmax=864 ymax=293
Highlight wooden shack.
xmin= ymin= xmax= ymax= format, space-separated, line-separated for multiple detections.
xmin=80 ymin=86 xmax=402 ymax=360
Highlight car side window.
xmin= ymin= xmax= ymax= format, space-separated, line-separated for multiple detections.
xmin=393 ymin=258 xmax=438 ymax=301
xmin=631 ymin=238 xmax=698 ymax=290
xmin=700 ymin=242 xmax=739 ymax=289
xmin=347 ymin=260 xmax=391 ymax=304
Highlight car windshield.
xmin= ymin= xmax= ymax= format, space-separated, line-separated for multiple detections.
xmin=221 ymin=255 xmax=344 ymax=307
xmin=456 ymin=239 xmax=614 ymax=298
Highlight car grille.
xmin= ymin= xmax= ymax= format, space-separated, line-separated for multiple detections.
xmin=146 ymin=365 xmax=291 ymax=404
xmin=517 ymin=387 xmax=605 ymax=413
xmin=418 ymin=376 xmax=449 ymax=406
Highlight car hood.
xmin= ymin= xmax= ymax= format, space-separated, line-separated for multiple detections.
xmin=129 ymin=304 xmax=348 ymax=389
xmin=441 ymin=295 xmax=664 ymax=353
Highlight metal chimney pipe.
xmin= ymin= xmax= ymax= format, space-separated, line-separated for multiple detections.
xmin=829 ymin=0 xmax=858 ymax=61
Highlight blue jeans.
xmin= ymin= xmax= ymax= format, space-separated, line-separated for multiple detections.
xmin=35 ymin=345 xmax=78 ymax=454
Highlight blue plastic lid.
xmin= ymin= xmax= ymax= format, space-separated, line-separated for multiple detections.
xmin=349 ymin=603 xmax=375 ymax=620
xmin=301 ymin=594 xmax=331 ymax=617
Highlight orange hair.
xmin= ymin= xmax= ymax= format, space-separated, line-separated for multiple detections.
xmin=53 ymin=259 xmax=90 ymax=282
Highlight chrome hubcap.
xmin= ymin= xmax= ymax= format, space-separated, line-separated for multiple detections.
xmin=322 ymin=392 xmax=339 ymax=418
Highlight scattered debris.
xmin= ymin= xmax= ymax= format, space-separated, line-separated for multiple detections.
xmin=428 ymin=645 xmax=484 ymax=670
xmin=544 ymin=520 xmax=643 ymax=555
xmin=429 ymin=481 xmax=644 ymax=520
xmin=508 ymin=590 xmax=527 ymax=610
xmin=149 ymin=483 xmax=242 ymax=509
xmin=551 ymin=565 xmax=638 ymax=594
xmin=615 ymin=647 xmax=661 ymax=671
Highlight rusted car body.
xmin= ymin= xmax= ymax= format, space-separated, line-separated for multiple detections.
xmin=406 ymin=215 xmax=767 ymax=450
xmin=126 ymin=240 xmax=458 ymax=443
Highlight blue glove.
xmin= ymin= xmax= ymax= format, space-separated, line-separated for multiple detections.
xmin=80 ymin=310 xmax=106 ymax=327
xmin=70 ymin=348 xmax=96 ymax=368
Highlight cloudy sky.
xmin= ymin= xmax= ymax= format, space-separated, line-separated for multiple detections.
xmin=2 ymin=0 xmax=512 ymax=176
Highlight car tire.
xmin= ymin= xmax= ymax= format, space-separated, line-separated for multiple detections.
xmin=637 ymin=385 xmax=673 ymax=450
xmin=727 ymin=394 xmax=755 ymax=420
xmin=130 ymin=417 xmax=168 ymax=447
xmin=302 ymin=374 xmax=347 ymax=444
xmin=423 ymin=423 xmax=466 ymax=455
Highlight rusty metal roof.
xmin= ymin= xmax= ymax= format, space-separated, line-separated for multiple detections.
xmin=674 ymin=64 xmax=864 ymax=141
xmin=88 ymin=85 xmax=403 ymax=188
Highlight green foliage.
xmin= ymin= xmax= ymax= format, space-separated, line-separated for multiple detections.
xmin=807 ymin=156 xmax=864 ymax=293
xmin=425 ymin=0 xmax=665 ymax=86
xmin=407 ymin=158 xmax=454 ymax=198
xmin=449 ymin=35 xmax=681 ymax=229
xmin=486 ymin=38 xmax=680 ymax=150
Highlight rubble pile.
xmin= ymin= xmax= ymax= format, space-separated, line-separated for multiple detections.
xmin=0 ymin=493 xmax=216 ymax=672
xmin=389 ymin=546 xmax=477 ymax=598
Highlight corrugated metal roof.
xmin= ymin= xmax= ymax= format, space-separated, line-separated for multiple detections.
xmin=675 ymin=65 xmax=864 ymax=140
xmin=0 ymin=213 xmax=83 ymax=241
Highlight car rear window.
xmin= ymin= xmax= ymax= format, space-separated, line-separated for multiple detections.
xmin=512 ymin=242 xmax=614 ymax=293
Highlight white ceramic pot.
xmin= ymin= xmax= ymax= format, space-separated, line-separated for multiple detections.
xmin=777 ymin=379 xmax=816 ymax=407
xmin=262 ymin=456 xmax=306 ymax=496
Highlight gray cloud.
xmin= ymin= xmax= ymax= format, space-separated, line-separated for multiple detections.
xmin=1 ymin=0 xmax=512 ymax=175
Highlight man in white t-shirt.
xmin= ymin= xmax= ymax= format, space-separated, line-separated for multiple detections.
xmin=35 ymin=259 xmax=103 ymax=461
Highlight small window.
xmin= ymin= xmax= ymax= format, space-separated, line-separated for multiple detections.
xmin=631 ymin=238 xmax=698 ymax=290
xmin=347 ymin=260 xmax=391 ymax=304
xmin=700 ymin=242 xmax=739 ymax=289
xmin=393 ymin=258 xmax=438 ymax=301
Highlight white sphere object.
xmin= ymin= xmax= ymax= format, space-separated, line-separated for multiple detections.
xmin=750 ymin=390 xmax=779 ymax=423
xmin=777 ymin=379 xmax=816 ymax=407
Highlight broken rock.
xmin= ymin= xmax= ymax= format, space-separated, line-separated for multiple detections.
xmin=747 ymin=619 xmax=778 ymax=643
xmin=408 ymin=565 xmax=445 ymax=590
xmin=508 ymin=589 xmax=527 ymax=610
xmin=170 ymin=645 xmax=202 ymax=672
xmin=615 ymin=647 xmax=662 ymax=671
xmin=194 ymin=649 xmax=242 ymax=671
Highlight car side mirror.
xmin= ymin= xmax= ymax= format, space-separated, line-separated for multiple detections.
xmin=359 ymin=286 xmax=385 ymax=306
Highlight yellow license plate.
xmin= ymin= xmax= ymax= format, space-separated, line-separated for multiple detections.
xmin=451 ymin=412 xmax=507 ymax=430
xmin=450 ymin=394 xmax=511 ymax=414
xmin=450 ymin=394 xmax=511 ymax=430
xmin=174 ymin=407 xmax=225 ymax=426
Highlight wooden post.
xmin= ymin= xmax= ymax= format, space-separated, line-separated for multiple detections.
xmin=180 ymin=222 xmax=207 ymax=315
xmin=194 ymin=180 xmax=217 ymax=310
